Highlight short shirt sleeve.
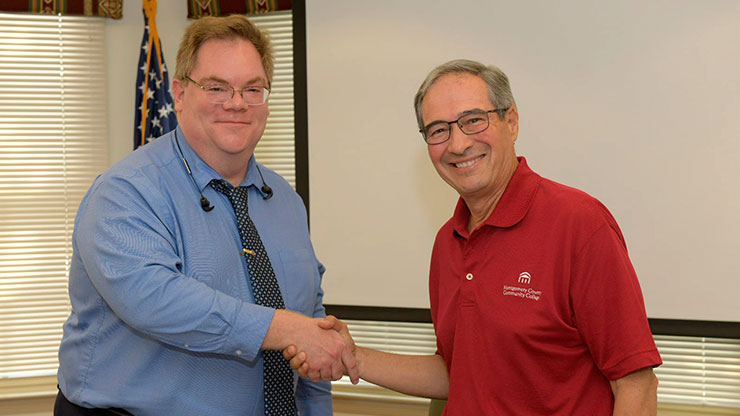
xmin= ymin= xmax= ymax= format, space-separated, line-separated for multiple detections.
xmin=570 ymin=221 xmax=662 ymax=380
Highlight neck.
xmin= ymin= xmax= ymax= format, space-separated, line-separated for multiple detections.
xmin=199 ymin=151 xmax=250 ymax=187
xmin=465 ymin=190 xmax=504 ymax=234
xmin=181 ymin=135 xmax=252 ymax=188
xmin=464 ymin=157 xmax=519 ymax=234
xmin=215 ymin=159 xmax=250 ymax=187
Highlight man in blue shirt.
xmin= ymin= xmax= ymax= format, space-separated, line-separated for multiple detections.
xmin=55 ymin=15 xmax=356 ymax=416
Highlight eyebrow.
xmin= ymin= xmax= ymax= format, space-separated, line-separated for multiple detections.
xmin=244 ymin=76 xmax=269 ymax=86
xmin=423 ymin=108 xmax=487 ymax=130
xmin=198 ymin=75 xmax=268 ymax=87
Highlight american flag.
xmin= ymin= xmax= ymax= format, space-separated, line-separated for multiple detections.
xmin=134 ymin=9 xmax=177 ymax=150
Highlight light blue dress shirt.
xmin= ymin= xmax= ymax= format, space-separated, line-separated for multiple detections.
xmin=57 ymin=127 xmax=331 ymax=415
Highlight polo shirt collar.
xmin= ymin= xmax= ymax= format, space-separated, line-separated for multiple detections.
xmin=451 ymin=156 xmax=541 ymax=236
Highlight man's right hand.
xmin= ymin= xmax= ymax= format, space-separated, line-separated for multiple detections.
xmin=262 ymin=310 xmax=358 ymax=383
xmin=282 ymin=315 xmax=359 ymax=384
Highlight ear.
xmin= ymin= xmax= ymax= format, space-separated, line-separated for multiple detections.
xmin=506 ymin=107 xmax=519 ymax=143
xmin=172 ymin=78 xmax=185 ymax=112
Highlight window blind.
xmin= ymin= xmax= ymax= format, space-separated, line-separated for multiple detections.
xmin=0 ymin=12 xmax=108 ymax=392
xmin=333 ymin=320 xmax=740 ymax=409
xmin=250 ymin=11 xmax=295 ymax=188
xmin=656 ymin=335 xmax=740 ymax=408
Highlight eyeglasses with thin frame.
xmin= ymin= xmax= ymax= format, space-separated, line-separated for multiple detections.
xmin=184 ymin=76 xmax=270 ymax=105
xmin=420 ymin=107 xmax=510 ymax=145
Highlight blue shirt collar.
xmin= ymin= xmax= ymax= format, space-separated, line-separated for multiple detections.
xmin=173 ymin=126 xmax=269 ymax=198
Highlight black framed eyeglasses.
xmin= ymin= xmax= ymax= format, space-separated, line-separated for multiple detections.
xmin=420 ymin=107 xmax=510 ymax=145
xmin=184 ymin=76 xmax=270 ymax=105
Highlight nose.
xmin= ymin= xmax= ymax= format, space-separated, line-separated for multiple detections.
xmin=221 ymin=89 xmax=247 ymax=110
xmin=445 ymin=123 xmax=474 ymax=154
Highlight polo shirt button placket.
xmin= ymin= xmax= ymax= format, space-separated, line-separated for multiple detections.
xmin=460 ymin=272 xmax=477 ymax=303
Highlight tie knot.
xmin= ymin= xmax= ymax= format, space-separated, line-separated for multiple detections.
xmin=208 ymin=179 xmax=230 ymax=194
xmin=209 ymin=179 xmax=248 ymax=208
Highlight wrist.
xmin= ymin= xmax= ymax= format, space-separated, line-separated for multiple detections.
xmin=354 ymin=346 xmax=367 ymax=379
xmin=262 ymin=309 xmax=305 ymax=350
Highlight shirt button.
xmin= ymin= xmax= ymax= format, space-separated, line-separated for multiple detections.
xmin=466 ymin=273 xmax=473 ymax=281
xmin=236 ymin=350 xmax=242 ymax=355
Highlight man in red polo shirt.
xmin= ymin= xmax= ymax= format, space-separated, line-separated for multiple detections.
xmin=287 ymin=59 xmax=662 ymax=415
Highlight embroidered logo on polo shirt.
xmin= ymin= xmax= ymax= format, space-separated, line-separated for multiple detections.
xmin=503 ymin=271 xmax=542 ymax=301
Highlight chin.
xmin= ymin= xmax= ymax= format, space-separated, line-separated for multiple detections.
xmin=454 ymin=180 xmax=489 ymax=196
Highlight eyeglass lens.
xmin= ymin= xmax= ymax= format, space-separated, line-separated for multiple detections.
xmin=187 ymin=76 xmax=269 ymax=105
xmin=204 ymin=82 xmax=268 ymax=105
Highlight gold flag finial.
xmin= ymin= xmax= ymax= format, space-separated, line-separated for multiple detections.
xmin=143 ymin=0 xmax=157 ymax=20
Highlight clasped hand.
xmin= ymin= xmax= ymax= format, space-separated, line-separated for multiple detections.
xmin=284 ymin=315 xmax=358 ymax=384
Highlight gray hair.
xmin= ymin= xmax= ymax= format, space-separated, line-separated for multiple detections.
xmin=413 ymin=59 xmax=516 ymax=130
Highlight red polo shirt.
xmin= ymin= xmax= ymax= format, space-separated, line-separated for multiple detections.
xmin=429 ymin=157 xmax=661 ymax=415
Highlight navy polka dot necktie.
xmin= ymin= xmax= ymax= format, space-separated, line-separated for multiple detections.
xmin=210 ymin=180 xmax=297 ymax=416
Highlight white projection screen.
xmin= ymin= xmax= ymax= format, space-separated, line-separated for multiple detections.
xmin=306 ymin=0 xmax=740 ymax=323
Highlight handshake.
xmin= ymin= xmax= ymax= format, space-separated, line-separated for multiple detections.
xmin=280 ymin=315 xmax=360 ymax=384
xmin=269 ymin=309 xmax=448 ymax=399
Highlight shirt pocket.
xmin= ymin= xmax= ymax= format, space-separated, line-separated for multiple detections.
xmin=278 ymin=248 xmax=318 ymax=316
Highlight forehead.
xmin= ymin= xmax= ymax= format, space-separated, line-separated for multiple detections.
xmin=191 ymin=37 xmax=266 ymax=80
xmin=420 ymin=73 xmax=492 ymax=121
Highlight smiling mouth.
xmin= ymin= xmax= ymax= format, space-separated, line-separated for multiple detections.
xmin=454 ymin=155 xmax=484 ymax=168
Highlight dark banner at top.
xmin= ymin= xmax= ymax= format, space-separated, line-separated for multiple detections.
xmin=0 ymin=0 xmax=122 ymax=19
xmin=188 ymin=0 xmax=292 ymax=19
